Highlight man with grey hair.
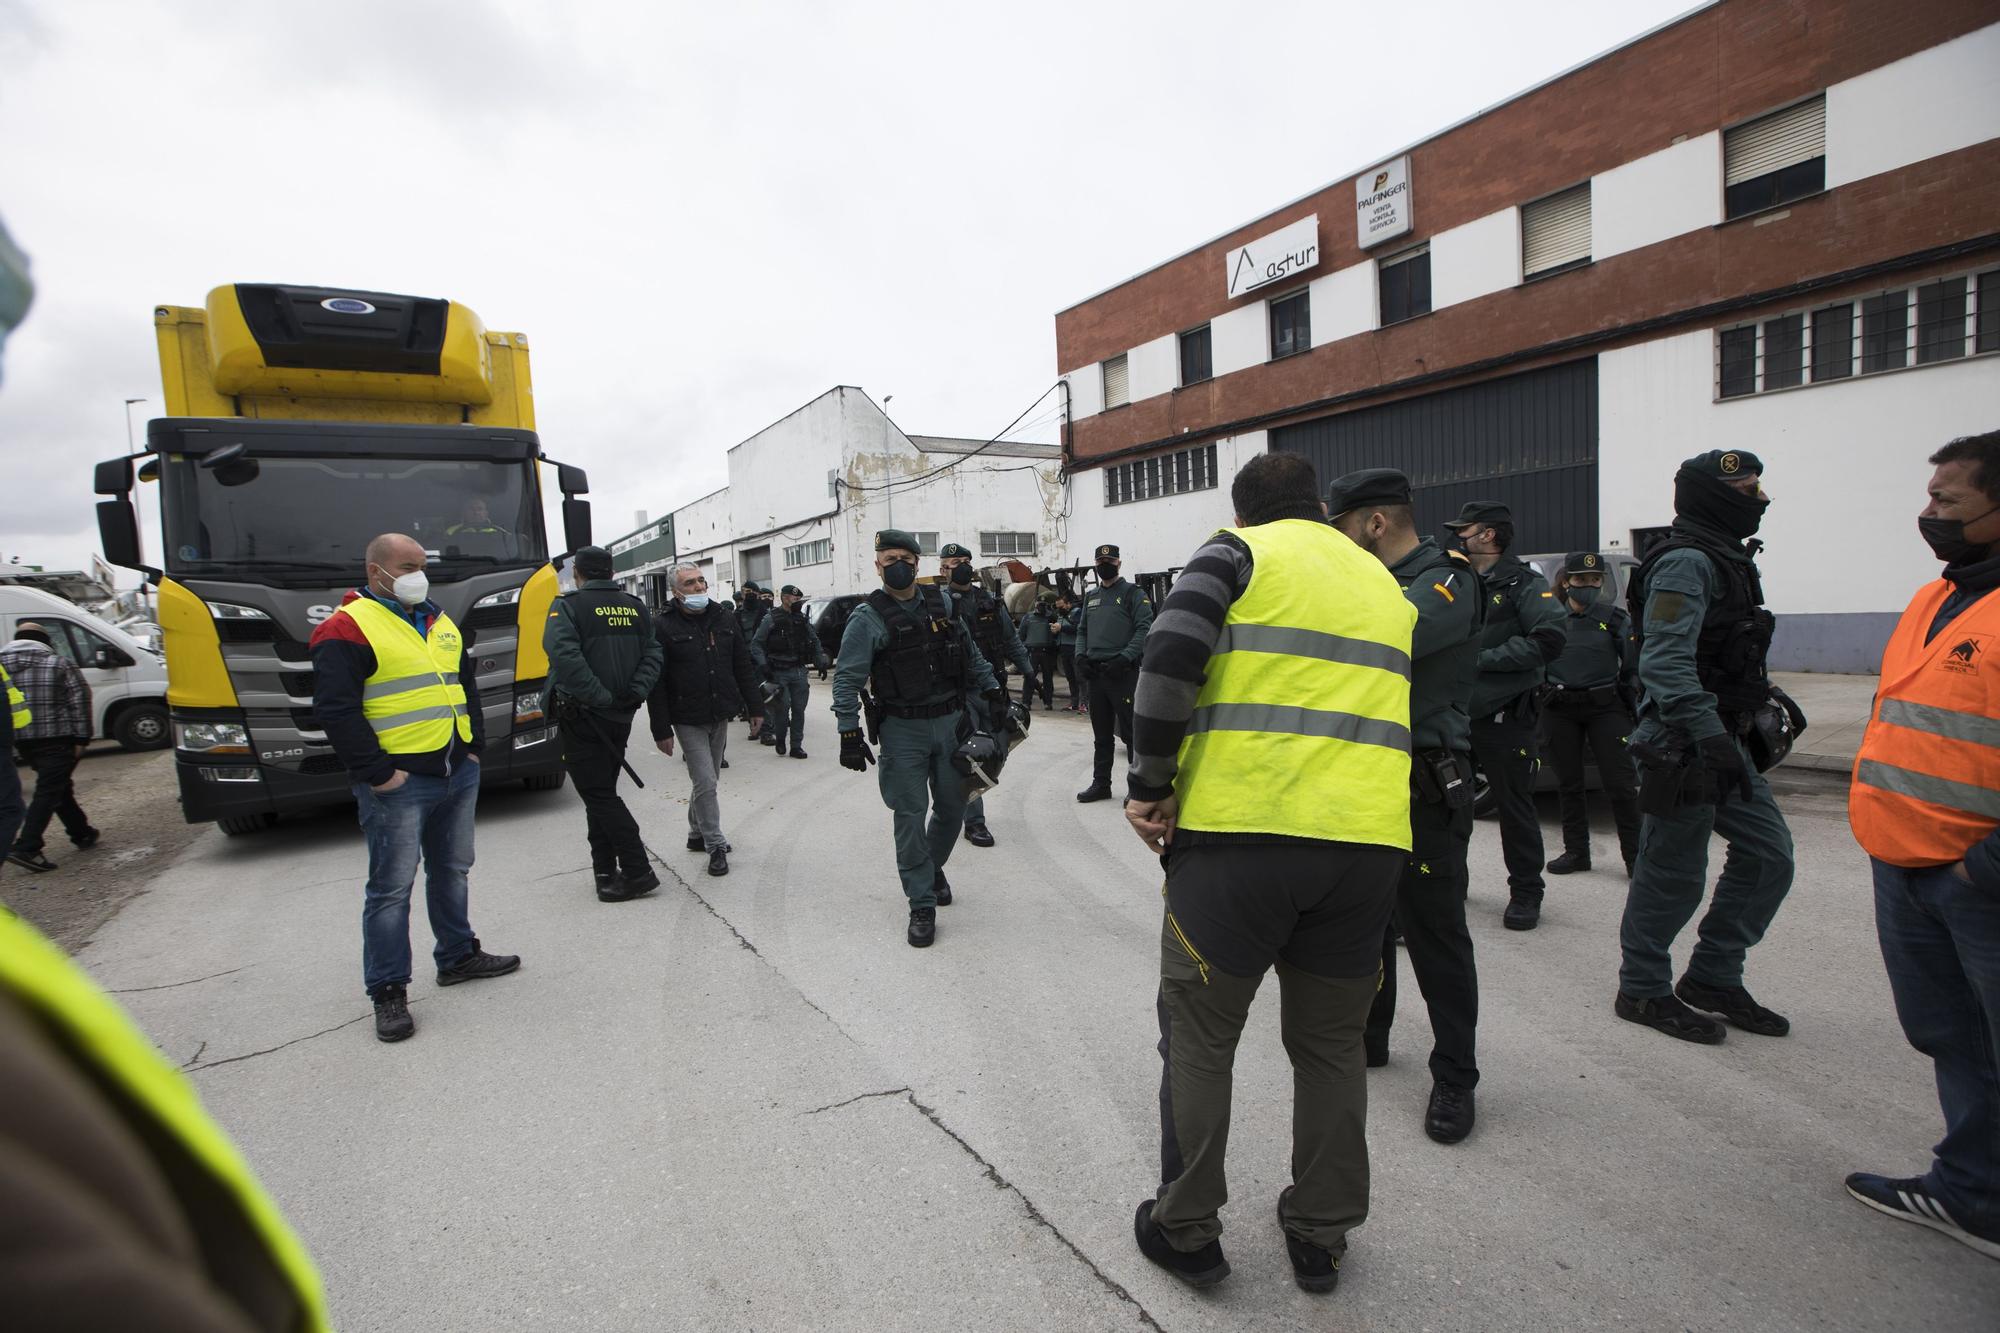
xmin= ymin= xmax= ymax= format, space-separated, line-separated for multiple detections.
xmin=647 ymin=562 xmax=765 ymax=876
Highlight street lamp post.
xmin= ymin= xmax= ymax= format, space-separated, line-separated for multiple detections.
xmin=882 ymin=394 xmax=894 ymax=532
xmin=123 ymin=397 xmax=146 ymax=450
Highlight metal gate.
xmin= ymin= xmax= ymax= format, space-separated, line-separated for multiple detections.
xmin=1271 ymin=358 xmax=1598 ymax=553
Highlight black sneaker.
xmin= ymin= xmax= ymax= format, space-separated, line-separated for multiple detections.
xmin=907 ymin=905 xmax=937 ymax=948
xmin=1425 ymin=1082 xmax=1475 ymax=1144
xmin=1615 ymin=991 xmax=1725 ymax=1044
xmin=1133 ymin=1199 xmax=1230 ymax=1288
xmin=72 ymin=828 xmax=102 ymax=851
xmin=769 ymin=738 xmax=787 ymax=755
xmin=7 ymin=850 xmax=57 ymax=873
xmin=1502 ymin=896 xmax=1541 ymax=930
xmin=964 ymin=820 xmax=995 ymax=848
xmin=372 ymin=986 xmax=414 ymax=1042
xmin=594 ymin=869 xmax=618 ymax=893
xmin=436 ymin=947 xmax=521 ymax=987
xmin=1364 ymin=1033 xmax=1389 ymax=1068
xmin=708 ymin=847 xmax=729 ymax=877
xmin=1675 ymin=977 xmax=1790 ymax=1036
xmin=1276 ymin=1187 xmax=1338 ymax=1293
xmin=790 ymin=747 xmax=807 ymax=759
xmin=933 ymin=870 xmax=953 ymax=907
xmin=687 ymin=833 xmax=706 ymax=851
xmin=600 ymin=869 xmax=660 ymax=902
xmin=1844 ymin=1172 xmax=2000 ymax=1260
xmin=1076 ymin=783 xmax=1113 ymax=803
xmin=1546 ymin=850 xmax=1590 ymax=875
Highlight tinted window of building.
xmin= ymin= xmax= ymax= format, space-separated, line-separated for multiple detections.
xmin=1718 ymin=327 xmax=1757 ymax=398
xmin=1980 ymin=271 xmax=2000 ymax=354
xmin=1916 ymin=279 xmax=1967 ymax=365
xmin=1861 ymin=293 xmax=1908 ymax=374
xmin=1722 ymin=97 xmax=1826 ymax=221
xmin=1179 ymin=325 xmax=1212 ymax=386
xmin=1812 ymin=303 xmax=1853 ymax=382
xmin=1763 ymin=314 xmax=1804 ymax=389
xmin=1379 ymin=250 xmax=1431 ymax=326
xmin=1269 ymin=291 xmax=1310 ymax=360
xmin=1724 ymin=157 xmax=1824 ymax=221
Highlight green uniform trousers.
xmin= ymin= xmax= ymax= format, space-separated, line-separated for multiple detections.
xmin=1618 ymin=745 xmax=1794 ymax=998
xmin=876 ymin=711 xmax=966 ymax=909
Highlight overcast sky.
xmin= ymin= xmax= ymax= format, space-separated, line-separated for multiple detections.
xmin=0 ymin=0 xmax=1696 ymax=582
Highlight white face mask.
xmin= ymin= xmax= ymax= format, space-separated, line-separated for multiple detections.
xmin=682 ymin=592 xmax=710 ymax=611
xmin=374 ymin=564 xmax=429 ymax=607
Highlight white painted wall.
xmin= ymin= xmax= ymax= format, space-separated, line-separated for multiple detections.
xmin=1594 ymin=131 xmax=1722 ymax=262
xmin=1598 ymin=330 xmax=2000 ymax=617
xmin=1128 ymin=332 xmax=1179 ymax=398
xmin=1210 ymin=301 xmax=1267 ymax=378
xmin=1431 ymin=209 xmax=1521 ymax=311
xmin=671 ymin=488 xmax=730 ymax=563
xmin=1062 ymin=363 xmax=1103 ymax=421
xmin=1062 ymin=431 xmax=1265 ymax=573
xmin=1308 ymin=262 xmax=1375 ymax=346
xmin=1827 ymin=22 xmax=2000 ymax=189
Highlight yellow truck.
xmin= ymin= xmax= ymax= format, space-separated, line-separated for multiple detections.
xmin=95 ymin=283 xmax=592 ymax=833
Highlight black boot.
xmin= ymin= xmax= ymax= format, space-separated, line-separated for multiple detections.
xmin=1502 ymin=896 xmax=1541 ymax=930
xmin=1275 ymin=1188 xmax=1337 ymax=1293
xmin=1076 ymin=782 xmax=1113 ymax=803
xmin=708 ymin=847 xmax=730 ymax=877
xmin=1133 ymin=1200 xmax=1230 ymax=1288
xmin=963 ymin=820 xmax=995 ymax=847
xmin=907 ymin=905 xmax=937 ymax=947
xmin=436 ymin=947 xmax=521 ymax=986
xmin=1425 ymin=1083 xmax=1475 ymax=1144
xmin=686 ymin=832 xmax=705 ymax=851
xmin=372 ymin=985 xmax=414 ymax=1042
xmin=932 ymin=869 xmax=953 ymax=906
xmin=1546 ymin=849 xmax=1590 ymax=875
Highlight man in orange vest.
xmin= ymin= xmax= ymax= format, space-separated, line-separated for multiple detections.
xmin=1845 ymin=429 xmax=2000 ymax=1262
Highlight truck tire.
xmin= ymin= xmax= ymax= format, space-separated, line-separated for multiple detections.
xmin=217 ymin=814 xmax=275 ymax=836
xmin=522 ymin=770 xmax=566 ymax=792
xmin=113 ymin=701 xmax=172 ymax=751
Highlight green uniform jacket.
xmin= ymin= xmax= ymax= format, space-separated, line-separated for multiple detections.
xmin=1075 ymin=579 xmax=1152 ymax=666
xmin=1388 ymin=538 xmax=1482 ymax=753
xmin=543 ymin=579 xmax=665 ymax=713
xmin=952 ymin=588 xmax=1035 ymax=678
xmin=830 ymin=592 xmax=998 ymax=732
xmin=1470 ymin=554 xmax=1565 ymax=716
xmin=1631 ymin=547 xmax=1731 ymax=746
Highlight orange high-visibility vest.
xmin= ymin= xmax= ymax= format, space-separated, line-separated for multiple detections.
xmin=1849 ymin=578 xmax=2000 ymax=866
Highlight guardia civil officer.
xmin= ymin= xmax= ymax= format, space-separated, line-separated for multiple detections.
xmin=1075 ymin=543 xmax=1152 ymax=802
xmin=1019 ymin=595 xmax=1062 ymax=710
xmin=1544 ymin=552 xmax=1641 ymax=876
xmin=831 ymin=530 xmax=1002 ymax=947
xmin=1056 ymin=593 xmax=1083 ymax=710
xmin=543 ymin=545 xmax=664 ymax=901
xmin=1124 ymin=454 xmax=1412 ymax=1292
xmin=1444 ymin=501 xmax=1564 ymax=930
xmin=750 ymin=584 xmax=829 ymax=758
xmin=1617 ymin=449 xmax=1795 ymax=1045
xmin=939 ymin=541 xmax=1036 ymax=847
xmin=1331 ymin=468 xmax=1485 ymax=1145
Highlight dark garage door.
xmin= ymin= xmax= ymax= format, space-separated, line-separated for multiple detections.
xmin=1271 ymin=358 xmax=1598 ymax=554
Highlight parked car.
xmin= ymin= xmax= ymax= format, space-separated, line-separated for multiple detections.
xmin=0 ymin=585 xmax=172 ymax=750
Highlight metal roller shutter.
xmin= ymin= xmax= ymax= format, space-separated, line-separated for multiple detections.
xmin=1522 ymin=184 xmax=1592 ymax=277
xmin=1102 ymin=353 xmax=1129 ymax=408
xmin=1725 ymin=96 xmax=1825 ymax=186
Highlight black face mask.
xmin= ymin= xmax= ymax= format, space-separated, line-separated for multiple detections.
xmin=1096 ymin=562 xmax=1117 ymax=581
xmin=949 ymin=564 xmax=974 ymax=588
xmin=882 ymin=561 xmax=916 ymax=590
xmin=1919 ymin=504 xmax=2000 ymax=563
xmin=1673 ymin=470 xmax=1769 ymax=542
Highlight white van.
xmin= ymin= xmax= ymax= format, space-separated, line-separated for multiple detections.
xmin=0 ymin=586 xmax=171 ymax=750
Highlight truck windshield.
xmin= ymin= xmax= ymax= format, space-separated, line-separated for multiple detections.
xmin=160 ymin=454 xmax=546 ymax=583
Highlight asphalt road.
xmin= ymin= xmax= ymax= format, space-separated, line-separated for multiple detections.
xmin=61 ymin=708 xmax=2000 ymax=1332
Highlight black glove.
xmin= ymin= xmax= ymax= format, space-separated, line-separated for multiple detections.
xmin=839 ymin=728 xmax=875 ymax=771
xmin=983 ymin=689 xmax=1010 ymax=720
xmin=817 ymin=666 xmax=829 ymax=680
xmin=1698 ymin=732 xmax=1754 ymax=805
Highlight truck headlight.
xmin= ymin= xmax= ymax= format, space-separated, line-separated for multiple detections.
xmin=177 ymin=721 xmax=251 ymax=754
xmin=514 ymin=687 xmax=545 ymax=725
xmin=206 ymin=602 xmax=270 ymax=620
xmin=474 ymin=587 xmax=522 ymax=609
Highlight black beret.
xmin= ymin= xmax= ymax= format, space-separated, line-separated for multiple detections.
xmin=875 ymin=528 xmax=920 ymax=554
xmin=1326 ymin=467 xmax=1413 ymax=516
xmin=1443 ymin=500 xmax=1512 ymax=530
xmin=1679 ymin=448 xmax=1763 ymax=481
xmin=939 ymin=542 xmax=973 ymax=559
xmin=780 ymin=584 xmax=803 ymax=597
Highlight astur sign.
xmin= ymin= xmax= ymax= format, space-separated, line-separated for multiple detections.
xmin=1225 ymin=214 xmax=1320 ymax=299
xmin=1355 ymin=156 xmax=1413 ymax=249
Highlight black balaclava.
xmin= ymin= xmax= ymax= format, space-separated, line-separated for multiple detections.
xmin=1673 ymin=449 xmax=1768 ymax=542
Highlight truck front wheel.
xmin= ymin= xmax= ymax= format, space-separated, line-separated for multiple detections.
xmin=217 ymin=814 xmax=275 ymax=836
xmin=113 ymin=702 xmax=172 ymax=751
xmin=522 ymin=770 xmax=566 ymax=792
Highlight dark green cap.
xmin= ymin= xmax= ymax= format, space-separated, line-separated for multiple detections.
xmin=1680 ymin=448 xmax=1763 ymax=481
xmin=1326 ymin=467 xmax=1412 ymax=516
xmin=875 ymin=528 xmax=920 ymax=554
xmin=939 ymin=541 xmax=973 ymax=559
xmin=1443 ymin=500 xmax=1511 ymax=530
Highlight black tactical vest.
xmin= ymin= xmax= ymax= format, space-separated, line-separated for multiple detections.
xmin=764 ymin=609 xmax=814 ymax=669
xmin=1629 ymin=529 xmax=1774 ymax=719
xmin=867 ymin=587 xmax=968 ymax=703
xmin=962 ymin=588 xmax=1006 ymax=662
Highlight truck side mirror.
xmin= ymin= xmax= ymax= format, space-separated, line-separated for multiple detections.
xmin=97 ymin=499 xmax=147 ymax=572
xmin=563 ymin=497 xmax=592 ymax=553
xmin=557 ymin=463 xmax=589 ymax=496
xmin=95 ymin=458 xmax=133 ymax=496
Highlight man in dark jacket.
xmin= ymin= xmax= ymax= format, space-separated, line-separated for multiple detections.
xmin=545 ymin=545 xmax=665 ymax=901
xmin=2 ymin=623 xmax=98 ymax=874
xmin=1020 ymin=596 xmax=1061 ymax=710
xmin=648 ymin=562 xmax=765 ymax=876
xmin=1444 ymin=501 xmax=1565 ymax=930
xmin=310 ymin=532 xmax=520 ymax=1043
xmin=750 ymin=583 xmax=829 ymax=759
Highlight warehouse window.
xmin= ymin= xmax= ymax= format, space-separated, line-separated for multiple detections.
xmin=1378 ymin=245 xmax=1431 ymax=326
xmin=1101 ymin=353 xmax=1129 ymax=409
xmin=1716 ymin=269 xmax=1996 ymax=401
xmin=1521 ymin=184 xmax=1591 ymax=279
xmin=979 ymin=531 xmax=1038 ymax=558
xmin=783 ymin=538 xmax=832 ymax=569
xmin=909 ymin=531 xmax=939 ymax=556
xmin=1724 ymin=95 xmax=1825 ymax=220
xmin=1269 ymin=290 xmax=1310 ymax=359
xmin=1179 ymin=324 xmax=1212 ymax=386
xmin=1104 ymin=442 xmax=1219 ymax=507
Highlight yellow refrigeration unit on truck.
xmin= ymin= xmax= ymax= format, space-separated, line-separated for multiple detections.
xmin=94 ymin=283 xmax=592 ymax=834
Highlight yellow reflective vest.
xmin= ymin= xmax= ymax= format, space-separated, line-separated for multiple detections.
xmin=3 ymin=661 xmax=26 ymax=730
xmin=342 ymin=597 xmax=474 ymax=754
xmin=0 ymin=912 xmax=330 ymax=1329
xmin=1175 ymin=519 xmax=1416 ymax=848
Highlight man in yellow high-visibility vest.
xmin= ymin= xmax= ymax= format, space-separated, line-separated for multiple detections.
xmin=1123 ymin=452 xmax=1414 ymax=1296
xmin=0 ymin=659 xmax=27 ymax=868
xmin=310 ymin=532 xmax=520 ymax=1043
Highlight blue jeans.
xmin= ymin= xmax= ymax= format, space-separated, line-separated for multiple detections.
xmin=354 ymin=760 xmax=480 ymax=996
xmin=1873 ymin=857 xmax=2000 ymax=1236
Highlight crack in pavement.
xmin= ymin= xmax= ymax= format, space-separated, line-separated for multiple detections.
xmin=182 ymin=1040 xmax=207 ymax=1069
xmin=183 ymin=1006 xmax=411 ymax=1073
xmin=533 ymin=862 xmax=596 ymax=882
xmin=111 ymin=965 xmax=250 ymax=994
xmin=800 ymin=1086 xmax=913 ymax=1116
